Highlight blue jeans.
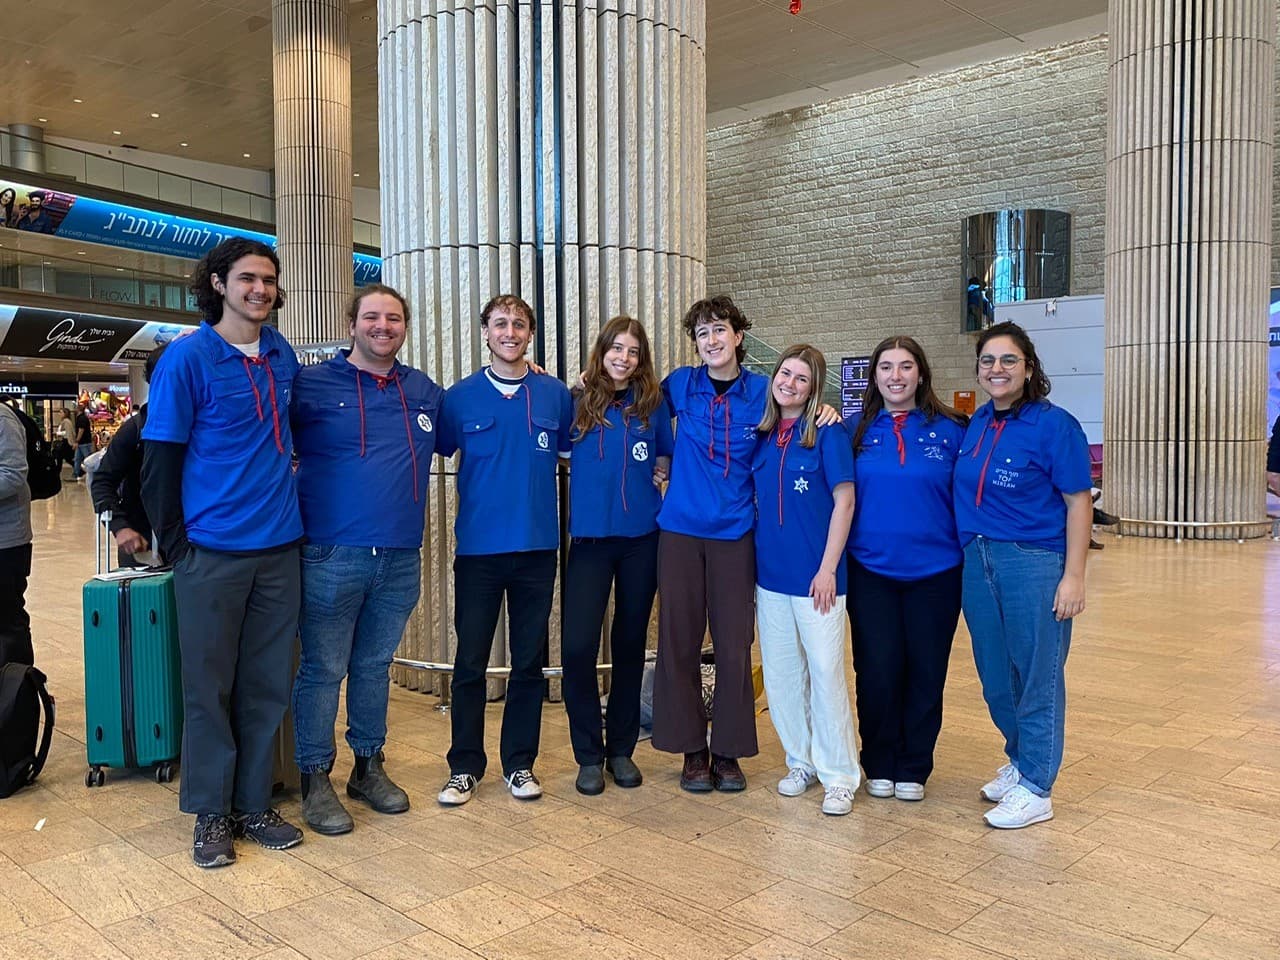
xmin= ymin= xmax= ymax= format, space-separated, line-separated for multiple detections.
xmin=292 ymin=544 xmax=422 ymax=773
xmin=962 ymin=537 xmax=1072 ymax=797
xmin=72 ymin=442 xmax=93 ymax=478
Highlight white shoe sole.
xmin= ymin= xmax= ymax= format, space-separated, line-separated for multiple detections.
xmin=865 ymin=779 xmax=894 ymax=798
xmin=984 ymin=807 xmax=1053 ymax=829
xmin=894 ymin=783 xmax=925 ymax=801
xmin=980 ymin=783 xmax=1016 ymax=802
xmin=778 ymin=780 xmax=814 ymax=797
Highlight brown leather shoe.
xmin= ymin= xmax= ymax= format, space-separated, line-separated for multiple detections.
xmin=711 ymin=755 xmax=747 ymax=792
xmin=680 ymin=749 xmax=713 ymax=792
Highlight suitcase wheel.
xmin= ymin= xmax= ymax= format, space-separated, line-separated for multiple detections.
xmin=85 ymin=766 xmax=106 ymax=788
xmin=155 ymin=762 xmax=176 ymax=784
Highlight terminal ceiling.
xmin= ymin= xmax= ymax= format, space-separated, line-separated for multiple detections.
xmin=2 ymin=0 xmax=1105 ymax=184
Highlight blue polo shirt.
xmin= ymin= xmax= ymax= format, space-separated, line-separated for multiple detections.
xmin=292 ymin=352 xmax=444 ymax=549
xmin=953 ymin=399 xmax=1091 ymax=553
xmin=142 ymin=321 xmax=302 ymax=551
xmin=569 ymin=393 xmax=674 ymax=539
xmin=436 ymin=368 xmax=573 ymax=555
xmin=844 ymin=409 xmax=965 ymax=581
xmin=753 ymin=421 xmax=855 ymax=597
xmin=657 ymin=365 xmax=769 ymax=541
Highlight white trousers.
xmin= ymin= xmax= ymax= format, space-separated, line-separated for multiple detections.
xmin=756 ymin=586 xmax=861 ymax=789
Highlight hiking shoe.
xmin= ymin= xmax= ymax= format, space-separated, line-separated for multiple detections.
xmin=437 ymin=772 xmax=478 ymax=806
xmin=777 ymin=767 xmax=818 ymax=797
xmin=192 ymin=813 xmax=236 ymax=868
xmin=894 ymin=782 xmax=925 ymax=801
xmin=983 ymin=784 xmax=1053 ymax=829
xmin=865 ymin=778 xmax=894 ymax=798
xmin=680 ymin=749 xmax=713 ymax=792
xmin=821 ymin=786 xmax=855 ymax=816
xmin=711 ymin=755 xmax=747 ymax=792
xmin=605 ymin=755 xmax=643 ymax=788
xmin=347 ymin=752 xmax=410 ymax=814
xmin=235 ymin=808 xmax=303 ymax=850
xmin=576 ymin=764 xmax=605 ymax=796
xmin=505 ymin=768 xmax=542 ymax=800
xmin=980 ymin=762 xmax=1021 ymax=802
xmin=301 ymin=771 xmax=354 ymax=836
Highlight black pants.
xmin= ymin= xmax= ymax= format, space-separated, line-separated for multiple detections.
xmin=172 ymin=544 xmax=300 ymax=815
xmin=0 ymin=543 xmax=33 ymax=666
xmin=561 ymin=532 xmax=658 ymax=766
xmin=449 ymin=550 xmax=557 ymax=778
xmin=847 ymin=559 xmax=962 ymax=784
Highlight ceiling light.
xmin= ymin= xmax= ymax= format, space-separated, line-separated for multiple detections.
xmin=353 ymin=172 xmax=361 ymax=178
xmin=243 ymin=153 xmax=251 ymax=158
xmin=37 ymin=117 xmax=47 ymax=123
xmin=115 ymin=267 xmax=124 ymax=272
xmin=73 ymin=98 xmax=83 ymax=103
xmin=150 ymin=112 xmax=160 ymax=118
xmin=180 ymin=142 xmax=188 ymax=147
xmin=112 ymin=130 xmax=122 ymax=136
xmin=76 ymin=251 xmax=86 ymax=256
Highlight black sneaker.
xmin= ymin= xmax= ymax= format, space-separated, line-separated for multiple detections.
xmin=235 ymin=808 xmax=303 ymax=850
xmin=192 ymin=813 xmax=236 ymax=869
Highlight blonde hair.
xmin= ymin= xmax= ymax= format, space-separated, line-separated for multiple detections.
xmin=757 ymin=343 xmax=826 ymax=448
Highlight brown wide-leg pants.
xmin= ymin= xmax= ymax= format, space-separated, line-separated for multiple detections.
xmin=651 ymin=530 xmax=759 ymax=759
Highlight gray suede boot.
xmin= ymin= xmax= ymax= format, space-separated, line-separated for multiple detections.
xmin=347 ymin=752 xmax=411 ymax=814
xmin=301 ymin=770 xmax=355 ymax=836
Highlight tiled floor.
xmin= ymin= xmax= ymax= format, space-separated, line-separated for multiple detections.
xmin=4 ymin=482 xmax=1279 ymax=959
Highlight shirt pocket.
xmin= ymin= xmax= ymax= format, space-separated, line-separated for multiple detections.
xmin=856 ymin=434 xmax=887 ymax=459
xmin=914 ymin=432 xmax=956 ymax=468
xmin=462 ymin=416 xmax=499 ymax=457
xmin=627 ymin=423 xmax=656 ymax=464
xmin=531 ymin=415 xmax=559 ymax=455
xmin=782 ymin=448 xmax=823 ymax=491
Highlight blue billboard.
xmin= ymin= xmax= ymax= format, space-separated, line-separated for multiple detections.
xmin=1 ymin=176 xmax=380 ymax=286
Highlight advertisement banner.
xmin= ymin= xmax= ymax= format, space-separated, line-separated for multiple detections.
xmin=1 ymin=176 xmax=381 ymax=286
xmin=1269 ymin=288 xmax=1280 ymax=434
xmin=0 ymin=306 xmax=144 ymax=363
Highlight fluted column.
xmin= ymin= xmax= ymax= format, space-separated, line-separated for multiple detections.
xmin=273 ymin=0 xmax=354 ymax=347
xmin=1105 ymin=0 xmax=1274 ymax=538
xmin=378 ymin=0 xmax=706 ymax=691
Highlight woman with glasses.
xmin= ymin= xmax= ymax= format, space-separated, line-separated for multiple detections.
xmin=953 ymin=321 xmax=1092 ymax=829
xmin=844 ymin=336 xmax=967 ymax=803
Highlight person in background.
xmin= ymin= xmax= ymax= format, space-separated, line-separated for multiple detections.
xmin=844 ymin=336 xmax=966 ymax=803
xmin=290 ymin=284 xmax=443 ymax=835
xmin=71 ymin=399 xmax=93 ymax=480
xmin=434 ymin=295 xmax=573 ymax=806
xmin=0 ymin=187 xmax=16 ymax=228
xmin=90 ymin=344 xmax=168 ymax=567
xmin=142 ymin=237 xmax=304 ymax=867
xmin=0 ymin=401 xmax=33 ymax=666
xmin=953 ymin=321 xmax=1092 ymax=830
xmin=14 ymin=190 xmax=53 ymax=233
xmin=1267 ymin=413 xmax=1280 ymax=497
xmin=752 ymin=344 xmax=859 ymax=816
xmin=562 ymin=315 xmax=672 ymax=796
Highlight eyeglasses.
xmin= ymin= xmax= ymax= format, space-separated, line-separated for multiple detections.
xmin=978 ymin=354 xmax=1025 ymax=370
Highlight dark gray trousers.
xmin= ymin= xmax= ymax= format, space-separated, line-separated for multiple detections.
xmin=173 ymin=544 xmax=300 ymax=815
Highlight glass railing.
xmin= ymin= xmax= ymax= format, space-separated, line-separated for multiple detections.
xmin=742 ymin=331 xmax=842 ymax=407
xmin=1 ymin=129 xmax=380 ymax=243
xmin=0 ymin=247 xmax=198 ymax=316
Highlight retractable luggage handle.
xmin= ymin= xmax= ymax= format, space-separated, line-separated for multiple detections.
xmin=96 ymin=510 xmax=114 ymax=577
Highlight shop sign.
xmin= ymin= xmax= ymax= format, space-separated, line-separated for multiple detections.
xmin=0 ymin=307 xmax=143 ymax=362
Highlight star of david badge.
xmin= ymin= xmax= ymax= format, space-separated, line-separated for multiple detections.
xmin=793 ymin=477 xmax=809 ymax=493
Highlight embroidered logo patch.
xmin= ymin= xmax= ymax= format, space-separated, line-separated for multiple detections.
xmin=632 ymin=441 xmax=649 ymax=462
xmin=537 ymin=430 xmax=550 ymax=450
xmin=417 ymin=413 xmax=433 ymax=433
xmin=793 ymin=477 xmax=809 ymax=493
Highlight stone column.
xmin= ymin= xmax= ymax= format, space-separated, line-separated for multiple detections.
xmin=272 ymin=0 xmax=354 ymax=347
xmin=7 ymin=124 xmax=45 ymax=174
xmin=378 ymin=0 xmax=706 ymax=691
xmin=1105 ymin=0 xmax=1275 ymax=538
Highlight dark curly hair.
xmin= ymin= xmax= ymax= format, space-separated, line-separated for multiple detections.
xmin=480 ymin=294 xmax=535 ymax=329
xmin=681 ymin=295 xmax=751 ymax=364
xmin=190 ymin=237 xmax=285 ymax=324
xmin=975 ymin=320 xmax=1052 ymax=410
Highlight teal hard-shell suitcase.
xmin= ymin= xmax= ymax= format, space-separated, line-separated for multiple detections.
xmin=82 ymin=517 xmax=182 ymax=787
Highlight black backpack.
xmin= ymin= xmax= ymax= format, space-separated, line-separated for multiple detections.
xmin=5 ymin=406 xmax=62 ymax=500
xmin=0 ymin=662 xmax=54 ymax=798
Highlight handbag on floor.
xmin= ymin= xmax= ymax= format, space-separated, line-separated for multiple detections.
xmin=0 ymin=660 xmax=54 ymax=798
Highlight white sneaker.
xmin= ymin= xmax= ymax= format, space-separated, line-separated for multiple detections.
xmin=979 ymin=762 xmax=1020 ymax=802
xmin=821 ymin=786 xmax=854 ymax=816
xmin=983 ymin=784 xmax=1053 ymax=829
xmin=505 ymin=768 xmax=543 ymax=800
xmin=865 ymin=778 xmax=894 ymax=798
xmin=777 ymin=767 xmax=818 ymax=797
xmin=438 ymin=772 xmax=478 ymax=806
xmin=894 ymin=781 xmax=925 ymax=801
